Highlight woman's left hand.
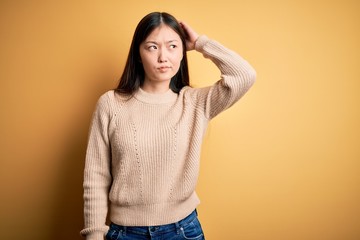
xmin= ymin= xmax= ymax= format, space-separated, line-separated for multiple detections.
xmin=179 ymin=21 xmax=199 ymax=51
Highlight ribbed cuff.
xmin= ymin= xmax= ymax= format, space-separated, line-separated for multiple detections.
xmin=84 ymin=231 xmax=106 ymax=240
xmin=195 ymin=35 xmax=210 ymax=52
xmin=80 ymin=227 xmax=108 ymax=240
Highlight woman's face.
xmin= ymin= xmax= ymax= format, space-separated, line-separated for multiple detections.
xmin=139 ymin=24 xmax=183 ymax=88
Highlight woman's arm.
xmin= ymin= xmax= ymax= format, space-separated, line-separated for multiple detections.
xmin=181 ymin=21 xmax=256 ymax=119
xmin=80 ymin=93 xmax=112 ymax=240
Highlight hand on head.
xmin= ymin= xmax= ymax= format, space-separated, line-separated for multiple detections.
xmin=179 ymin=21 xmax=199 ymax=51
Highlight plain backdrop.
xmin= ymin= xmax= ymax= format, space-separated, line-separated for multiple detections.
xmin=0 ymin=0 xmax=359 ymax=239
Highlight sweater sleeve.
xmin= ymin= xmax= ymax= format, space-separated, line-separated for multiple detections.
xmin=189 ymin=35 xmax=256 ymax=119
xmin=80 ymin=93 xmax=112 ymax=240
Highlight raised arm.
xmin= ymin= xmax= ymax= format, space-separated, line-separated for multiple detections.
xmin=181 ymin=21 xmax=256 ymax=119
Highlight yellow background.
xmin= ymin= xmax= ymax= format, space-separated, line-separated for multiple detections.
xmin=1 ymin=0 xmax=359 ymax=239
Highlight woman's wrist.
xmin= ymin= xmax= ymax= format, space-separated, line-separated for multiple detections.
xmin=194 ymin=35 xmax=209 ymax=52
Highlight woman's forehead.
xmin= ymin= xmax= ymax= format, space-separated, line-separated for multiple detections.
xmin=144 ymin=24 xmax=181 ymax=42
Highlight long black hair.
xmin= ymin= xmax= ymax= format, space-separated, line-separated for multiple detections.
xmin=115 ymin=12 xmax=190 ymax=95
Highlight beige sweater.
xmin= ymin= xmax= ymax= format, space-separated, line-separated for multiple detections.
xmin=80 ymin=35 xmax=256 ymax=240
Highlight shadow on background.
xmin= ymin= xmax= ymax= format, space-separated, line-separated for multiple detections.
xmin=49 ymin=123 xmax=88 ymax=240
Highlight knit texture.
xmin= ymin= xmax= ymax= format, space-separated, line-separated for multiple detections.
xmin=80 ymin=35 xmax=256 ymax=240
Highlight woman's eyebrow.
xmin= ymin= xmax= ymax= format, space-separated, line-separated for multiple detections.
xmin=167 ymin=40 xmax=179 ymax=43
xmin=144 ymin=39 xmax=179 ymax=44
xmin=144 ymin=41 xmax=158 ymax=45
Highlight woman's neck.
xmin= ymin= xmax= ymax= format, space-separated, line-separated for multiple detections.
xmin=141 ymin=80 xmax=170 ymax=94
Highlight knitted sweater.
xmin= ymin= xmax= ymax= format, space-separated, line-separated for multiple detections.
xmin=80 ymin=35 xmax=256 ymax=240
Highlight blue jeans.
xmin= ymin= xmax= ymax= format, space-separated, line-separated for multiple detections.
xmin=106 ymin=210 xmax=205 ymax=240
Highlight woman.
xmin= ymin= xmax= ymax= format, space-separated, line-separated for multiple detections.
xmin=80 ymin=12 xmax=256 ymax=240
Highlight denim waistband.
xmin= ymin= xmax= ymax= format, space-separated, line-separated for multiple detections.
xmin=109 ymin=209 xmax=198 ymax=235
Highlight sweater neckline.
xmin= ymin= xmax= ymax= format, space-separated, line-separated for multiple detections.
xmin=134 ymin=88 xmax=178 ymax=104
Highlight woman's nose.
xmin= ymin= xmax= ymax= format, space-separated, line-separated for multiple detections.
xmin=158 ymin=49 xmax=168 ymax=63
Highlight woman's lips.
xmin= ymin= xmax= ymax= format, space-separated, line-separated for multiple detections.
xmin=158 ymin=66 xmax=171 ymax=72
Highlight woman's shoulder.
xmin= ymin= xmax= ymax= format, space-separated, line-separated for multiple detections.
xmin=180 ymin=85 xmax=201 ymax=95
xmin=97 ymin=90 xmax=131 ymax=103
xmin=180 ymin=85 xmax=211 ymax=107
xmin=97 ymin=90 xmax=113 ymax=100
xmin=94 ymin=90 xmax=121 ymax=110
xmin=181 ymin=85 xmax=211 ymax=98
xmin=94 ymin=90 xmax=113 ymax=106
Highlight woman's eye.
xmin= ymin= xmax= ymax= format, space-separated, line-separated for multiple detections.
xmin=148 ymin=45 xmax=157 ymax=50
xmin=170 ymin=45 xmax=177 ymax=49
